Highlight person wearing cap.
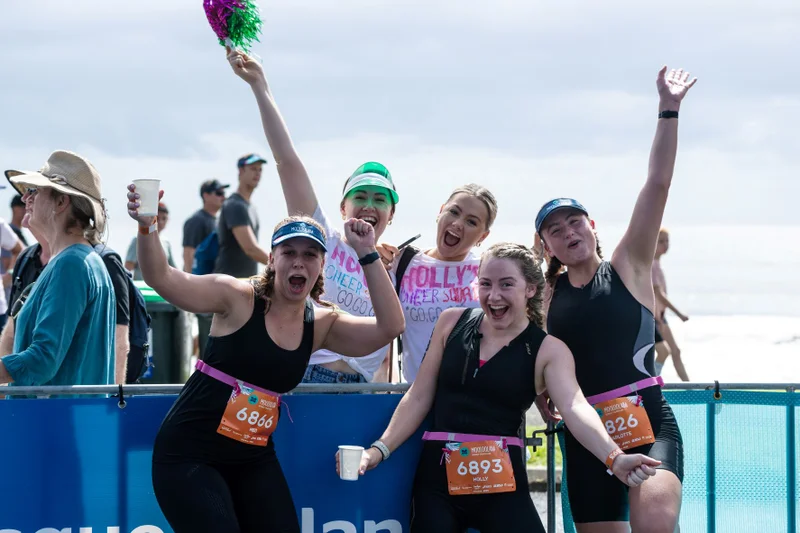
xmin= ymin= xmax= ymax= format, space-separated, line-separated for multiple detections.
xmin=182 ymin=179 xmax=229 ymax=274
xmin=7 ymin=195 xmax=29 ymax=246
xmin=533 ymin=66 xmax=696 ymax=532
xmin=125 ymin=202 xmax=176 ymax=280
xmin=183 ymin=179 xmax=229 ymax=359
xmin=0 ymin=150 xmax=115 ymax=387
xmin=213 ymin=152 xmax=269 ymax=279
xmin=0 ymin=192 xmax=26 ymax=323
xmin=226 ymin=46 xmax=403 ymax=384
xmin=126 ymin=181 xmax=405 ymax=531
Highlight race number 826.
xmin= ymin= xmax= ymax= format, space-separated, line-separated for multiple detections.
xmin=605 ymin=413 xmax=638 ymax=434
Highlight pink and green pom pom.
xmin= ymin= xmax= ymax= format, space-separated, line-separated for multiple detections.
xmin=204 ymin=0 xmax=263 ymax=53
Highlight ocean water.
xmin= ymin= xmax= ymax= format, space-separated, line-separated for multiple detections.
xmin=656 ymin=315 xmax=800 ymax=384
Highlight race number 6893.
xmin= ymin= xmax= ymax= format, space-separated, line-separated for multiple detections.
xmin=456 ymin=459 xmax=504 ymax=476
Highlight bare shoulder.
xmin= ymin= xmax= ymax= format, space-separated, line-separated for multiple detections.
xmin=433 ymin=307 xmax=468 ymax=339
xmin=539 ymin=334 xmax=570 ymax=358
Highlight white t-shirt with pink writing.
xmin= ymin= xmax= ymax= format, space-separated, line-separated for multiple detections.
xmin=310 ymin=206 xmax=394 ymax=381
xmin=395 ymin=249 xmax=481 ymax=383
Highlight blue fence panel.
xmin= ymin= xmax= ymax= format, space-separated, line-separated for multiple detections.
xmin=556 ymin=389 xmax=799 ymax=533
xmin=0 ymin=393 xmax=424 ymax=533
xmin=1 ymin=388 xmax=798 ymax=533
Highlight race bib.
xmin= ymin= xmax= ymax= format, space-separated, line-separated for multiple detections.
xmin=444 ymin=440 xmax=516 ymax=495
xmin=216 ymin=380 xmax=280 ymax=446
xmin=593 ymin=395 xmax=655 ymax=451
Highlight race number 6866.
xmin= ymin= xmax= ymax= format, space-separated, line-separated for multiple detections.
xmin=236 ymin=408 xmax=274 ymax=428
xmin=457 ymin=459 xmax=503 ymax=476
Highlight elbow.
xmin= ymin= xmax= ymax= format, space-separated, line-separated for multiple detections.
xmin=386 ymin=316 xmax=406 ymax=341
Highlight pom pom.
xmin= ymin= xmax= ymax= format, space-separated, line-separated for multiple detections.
xmin=203 ymin=0 xmax=263 ymax=53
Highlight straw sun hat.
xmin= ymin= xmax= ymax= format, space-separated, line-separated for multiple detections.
xmin=4 ymin=150 xmax=107 ymax=233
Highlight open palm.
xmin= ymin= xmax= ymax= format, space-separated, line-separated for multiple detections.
xmin=657 ymin=66 xmax=697 ymax=105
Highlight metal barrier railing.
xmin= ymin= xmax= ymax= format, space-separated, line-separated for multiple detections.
xmin=2 ymin=381 xmax=798 ymax=533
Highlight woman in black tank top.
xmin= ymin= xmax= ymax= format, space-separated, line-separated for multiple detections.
xmin=534 ymin=67 xmax=697 ymax=531
xmin=337 ymin=243 xmax=659 ymax=533
xmin=127 ymin=184 xmax=405 ymax=533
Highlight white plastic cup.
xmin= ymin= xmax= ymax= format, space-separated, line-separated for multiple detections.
xmin=133 ymin=178 xmax=161 ymax=217
xmin=338 ymin=445 xmax=364 ymax=481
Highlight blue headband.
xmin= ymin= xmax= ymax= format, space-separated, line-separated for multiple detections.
xmin=271 ymin=221 xmax=327 ymax=251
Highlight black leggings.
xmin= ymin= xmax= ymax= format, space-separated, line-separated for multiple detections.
xmin=410 ymin=442 xmax=545 ymax=533
xmin=152 ymin=459 xmax=300 ymax=533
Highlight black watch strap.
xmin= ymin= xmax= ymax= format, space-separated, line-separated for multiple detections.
xmin=358 ymin=251 xmax=381 ymax=266
xmin=658 ymin=110 xmax=679 ymax=119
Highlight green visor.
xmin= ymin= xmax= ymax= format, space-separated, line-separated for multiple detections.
xmin=341 ymin=162 xmax=399 ymax=204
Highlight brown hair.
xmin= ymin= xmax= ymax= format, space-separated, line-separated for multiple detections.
xmin=251 ymin=215 xmax=333 ymax=313
xmin=446 ymin=184 xmax=498 ymax=230
xmin=49 ymin=189 xmax=102 ymax=245
xmin=480 ymin=242 xmax=545 ymax=330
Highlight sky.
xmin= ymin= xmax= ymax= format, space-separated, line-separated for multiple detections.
xmin=1 ymin=0 xmax=798 ymax=316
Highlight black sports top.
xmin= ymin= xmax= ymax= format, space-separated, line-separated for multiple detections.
xmin=547 ymin=261 xmax=657 ymax=399
xmin=430 ymin=308 xmax=548 ymax=438
xmin=153 ymin=294 xmax=315 ymax=464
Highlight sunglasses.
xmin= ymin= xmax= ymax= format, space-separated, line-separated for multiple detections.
xmin=25 ymin=187 xmax=38 ymax=197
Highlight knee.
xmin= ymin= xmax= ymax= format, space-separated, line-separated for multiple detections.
xmin=632 ymin=509 xmax=679 ymax=533
xmin=672 ymin=347 xmax=682 ymax=360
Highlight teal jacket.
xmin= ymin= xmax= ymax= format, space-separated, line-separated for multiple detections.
xmin=3 ymin=243 xmax=115 ymax=386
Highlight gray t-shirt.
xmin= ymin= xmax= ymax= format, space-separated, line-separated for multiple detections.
xmin=214 ymin=192 xmax=260 ymax=278
xmin=126 ymin=236 xmax=176 ymax=280
xmin=183 ymin=209 xmax=216 ymax=249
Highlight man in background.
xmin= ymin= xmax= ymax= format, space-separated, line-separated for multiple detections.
xmin=214 ymin=153 xmax=270 ymax=278
xmin=183 ymin=179 xmax=228 ymax=359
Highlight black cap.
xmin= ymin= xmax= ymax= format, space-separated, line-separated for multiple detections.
xmin=200 ymin=179 xmax=230 ymax=197
xmin=237 ymin=153 xmax=267 ymax=168
xmin=10 ymin=194 xmax=24 ymax=208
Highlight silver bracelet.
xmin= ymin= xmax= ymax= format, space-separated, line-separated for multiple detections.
xmin=371 ymin=440 xmax=390 ymax=461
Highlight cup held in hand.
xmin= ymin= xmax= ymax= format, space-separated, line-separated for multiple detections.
xmin=338 ymin=445 xmax=364 ymax=481
xmin=133 ymin=178 xmax=161 ymax=217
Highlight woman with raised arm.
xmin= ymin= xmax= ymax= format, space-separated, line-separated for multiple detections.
xmin=338 ymin=243 xmax=660 ymax=533
xmin=534 ymin=66 xmax=697 ymax=532
xmin=127 ymin=184 xmax=404 ymax=532
xmin=227 ymin=46 xmax=401 ymax=384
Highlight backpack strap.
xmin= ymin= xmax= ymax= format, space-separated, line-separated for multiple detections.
xmin=394 ymin=245 xmax=420 ymax=296
xmin=392 ymin=245 xmax=420 ymax=366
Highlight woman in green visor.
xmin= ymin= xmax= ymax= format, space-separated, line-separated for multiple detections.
xmin=227 ymin=47 xmax=400 ymax=384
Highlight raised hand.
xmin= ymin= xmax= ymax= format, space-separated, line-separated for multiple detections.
xmin=344 ymin=218 xmax=377 ymax=257
xmin=226 ymin=45 xmax=266 ymax=87
xmin=126 ymin=184 xmax=164 ymax=226
xmin=611 ymin=451 xmax=661 ymax=487
xmin=657 ymin=66 xmax=697 ymax=108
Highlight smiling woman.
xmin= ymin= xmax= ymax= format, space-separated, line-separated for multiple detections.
xmin=378 ymin=183 xmax=498 ymax=384
xmin=226 ymin=45 xmax=402 ymax=385
xmin=126 ymin=182 xmax=404 ymax=532
xmin=340 ymin=242 xmax=661 ymax=533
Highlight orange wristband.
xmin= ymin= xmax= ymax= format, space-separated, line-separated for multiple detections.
xmin=605 ymin=448 xmax=624 ymax=474
xmin=138 ymin=218 xmax=157 ymax=235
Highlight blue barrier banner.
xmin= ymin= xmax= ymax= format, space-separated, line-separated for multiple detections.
xmin=0 ymin=393 xmax=426 ymax=533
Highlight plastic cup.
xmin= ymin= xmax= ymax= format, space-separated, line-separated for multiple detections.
xmin=338 ymin=445 xmax=364 ymax=481
xmin=133 ymin=178 xmax=161 ymax=217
